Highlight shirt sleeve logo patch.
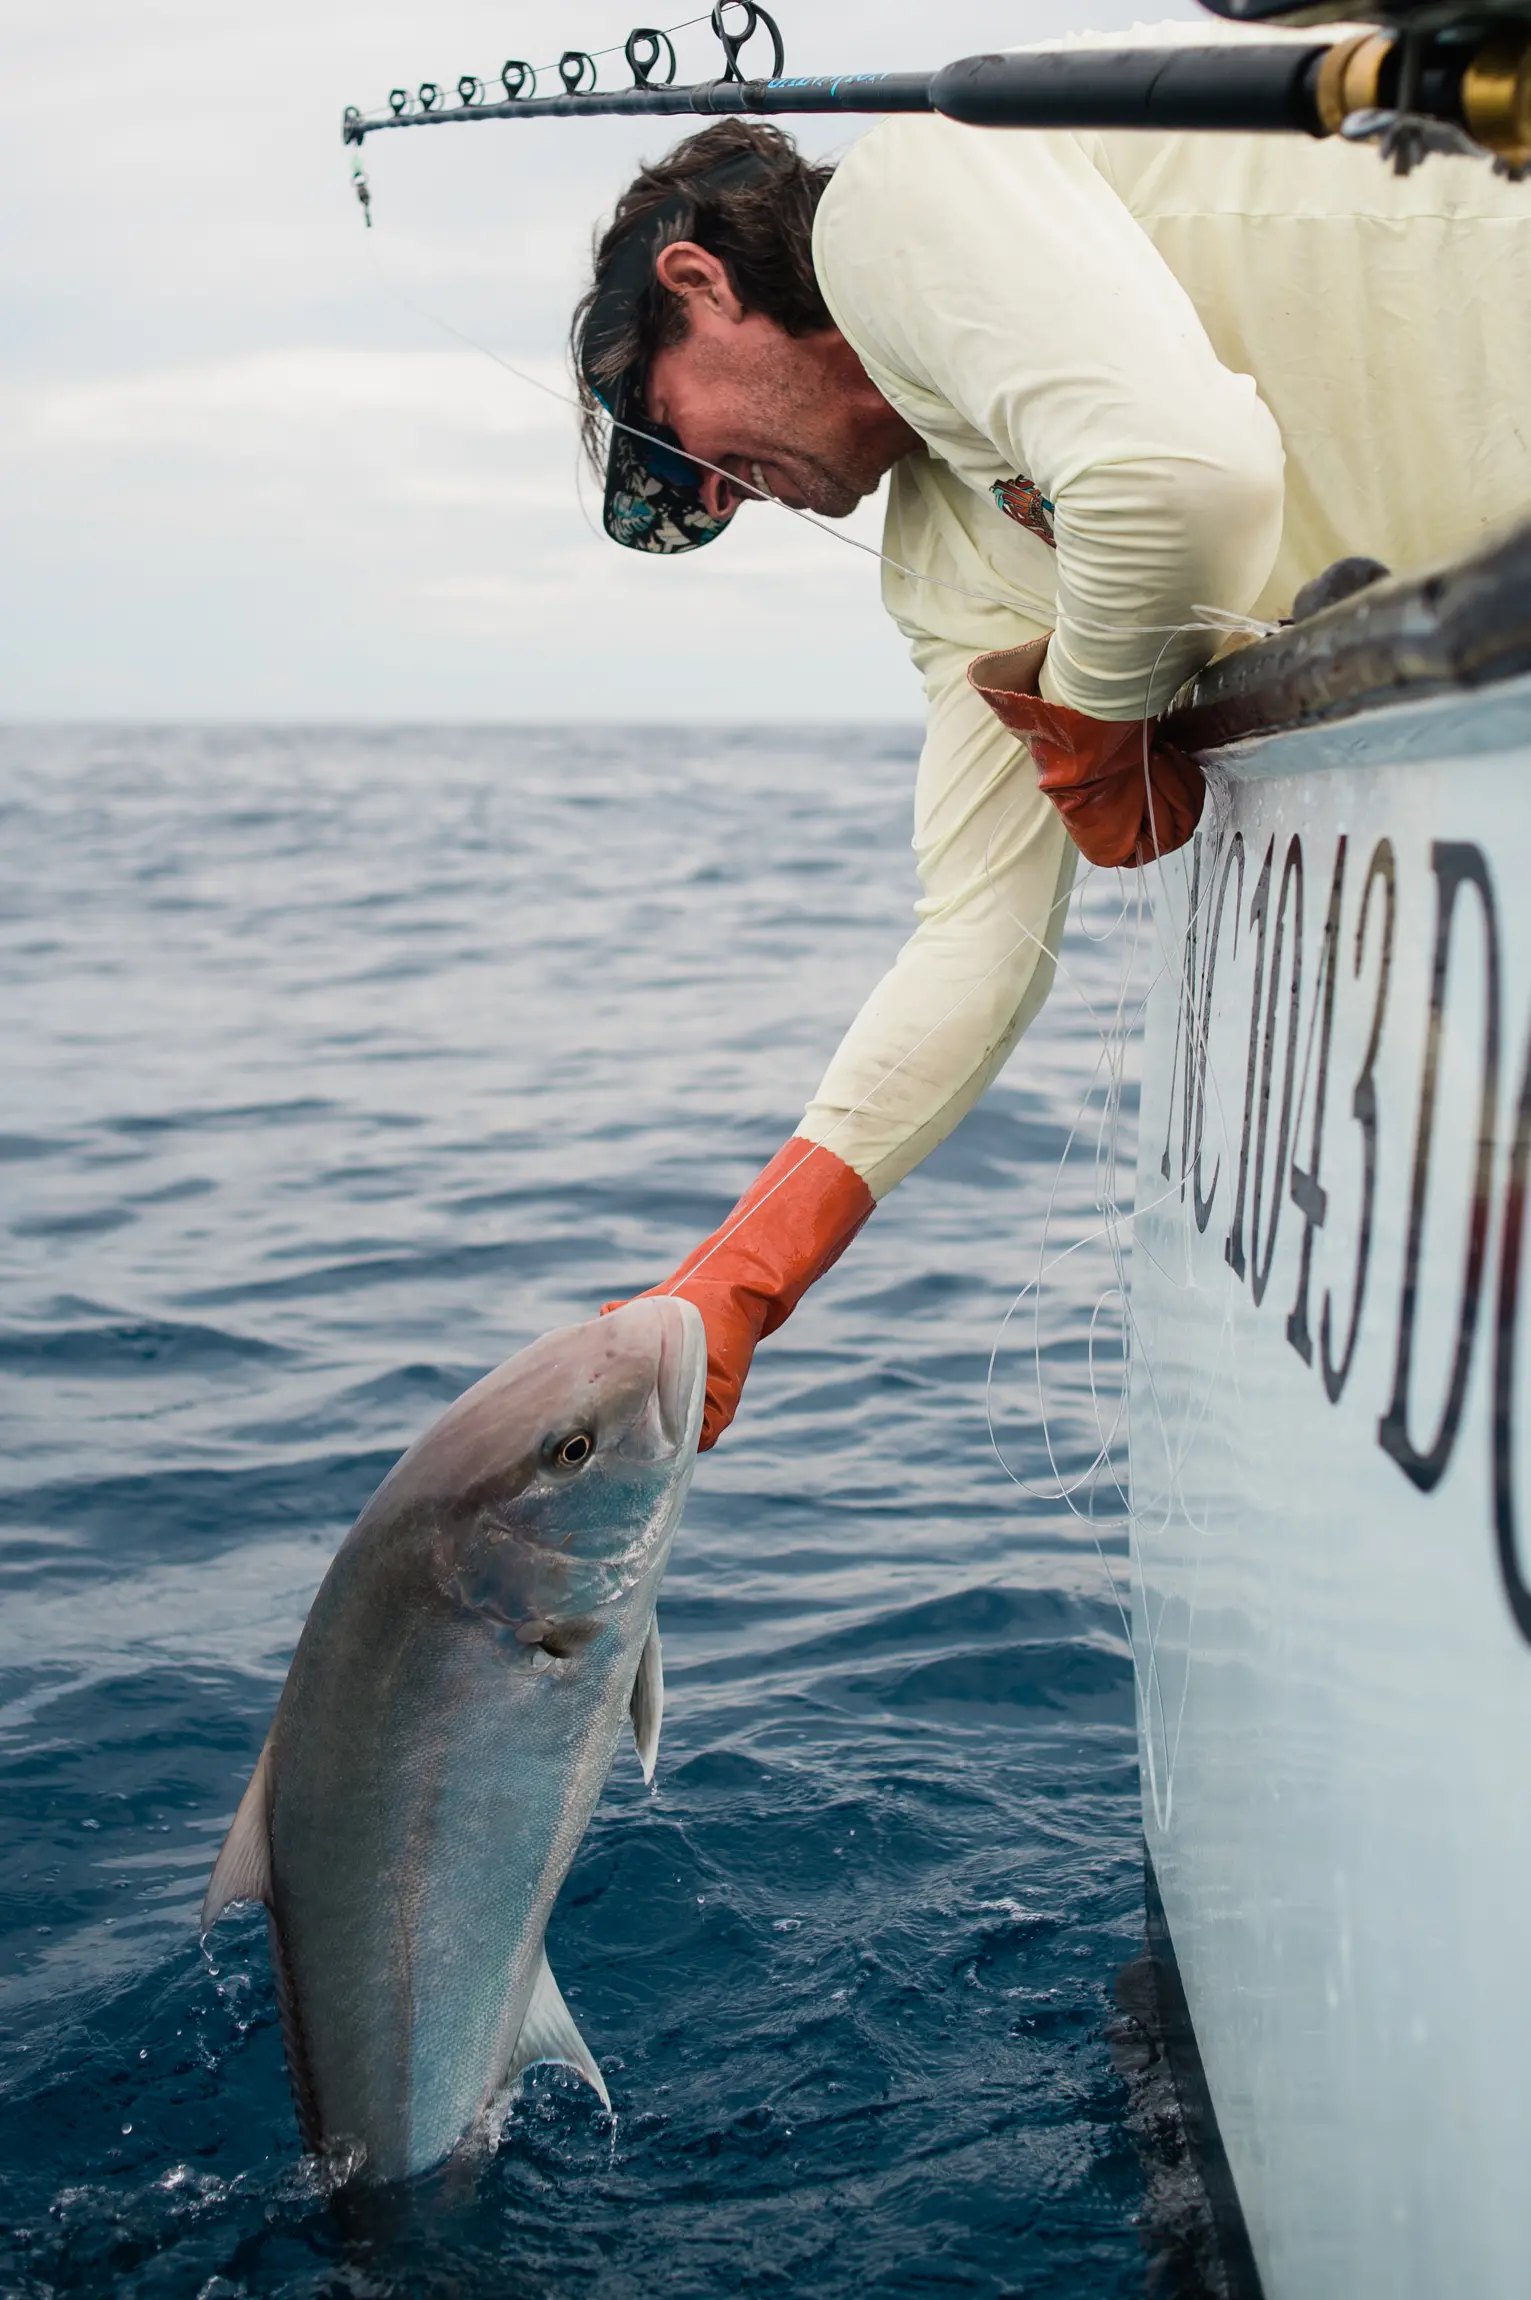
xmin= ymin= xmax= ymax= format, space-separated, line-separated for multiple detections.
xmin=992 ymin=475 xmax=1056 ymax=548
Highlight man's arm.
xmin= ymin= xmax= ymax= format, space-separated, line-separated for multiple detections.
xmin=798 ymin=642 xmax=1075 ymax=1198
xmin=614 ymin=652 xmax=1074 ymax=1445
xmin=815 ymin=114 xmax=1288 ymax=720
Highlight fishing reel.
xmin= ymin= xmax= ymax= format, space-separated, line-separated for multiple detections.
xmin=1197 ymin=0 xmax=1531 ymax=174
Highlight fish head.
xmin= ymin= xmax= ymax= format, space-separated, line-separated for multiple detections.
xmin=356 ymin=1296 xmax=707 ymax=1636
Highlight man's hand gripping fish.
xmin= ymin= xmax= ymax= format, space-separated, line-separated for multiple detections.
xmin=201 ymin=1297 xmax=707 ymax=2183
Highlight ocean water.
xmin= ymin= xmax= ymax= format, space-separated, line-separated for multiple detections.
xmin=0 ymin=725 xmax=1158 ymax=2298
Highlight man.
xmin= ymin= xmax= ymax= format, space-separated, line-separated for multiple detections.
xmin=571 ymin=29 xmax=1531 ymax=1450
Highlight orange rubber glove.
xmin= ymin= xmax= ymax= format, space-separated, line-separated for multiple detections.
xmin=604 ymin=1138 xmax=874 ymax=1450
xmin=968 ymin=638 xmax=1204 ymax=868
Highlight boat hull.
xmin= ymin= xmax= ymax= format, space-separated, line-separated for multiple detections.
xmin=1131 ymin=664 xmax=1531 ymax=2297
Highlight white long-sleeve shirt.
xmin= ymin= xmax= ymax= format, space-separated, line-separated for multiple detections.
xmin=797 ymin=34 xmax=1531 ymax=1196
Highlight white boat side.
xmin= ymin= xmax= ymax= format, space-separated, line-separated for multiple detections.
xmin=1129 ymin=523 xmax=1531 ymax=2299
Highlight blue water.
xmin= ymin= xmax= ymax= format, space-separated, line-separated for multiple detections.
xmin=0 ymin=725 xmax=1151 ymax=2297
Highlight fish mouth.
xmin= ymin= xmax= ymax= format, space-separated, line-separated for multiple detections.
xmin=654 ymin=1297 xmax=708 ymax=1454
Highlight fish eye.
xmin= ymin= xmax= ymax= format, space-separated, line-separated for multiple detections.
xmin=549 ymin=1429 xmax=594 ymax=1471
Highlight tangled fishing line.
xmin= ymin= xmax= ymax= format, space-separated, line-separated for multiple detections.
xmin=360 ymin=246 xmax=1271 ymax=1662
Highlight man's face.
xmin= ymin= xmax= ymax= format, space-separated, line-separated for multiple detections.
xmin=642 ymin=241 xmax=914 ymax=522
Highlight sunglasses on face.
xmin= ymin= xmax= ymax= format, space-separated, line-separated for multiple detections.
xmin=629 ymin=415 xmax=708 ymax=491
xmin=595 ymin=378 xmax=715 ymax=495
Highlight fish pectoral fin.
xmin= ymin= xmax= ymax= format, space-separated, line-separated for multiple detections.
xmin=507 ymin=1952 xmax=611 ymax=2112
xmin=201 ymin=1731 xmax=275 ymax=1931
xmin=629 ymin=1620 xmax=663 ymax=1786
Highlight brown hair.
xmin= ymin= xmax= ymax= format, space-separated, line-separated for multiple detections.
xmin=570 ymin=120 xmax=835 ymax=475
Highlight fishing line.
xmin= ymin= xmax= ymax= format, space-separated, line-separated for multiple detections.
xmin=977 ymin=615 xmax=1258 ymax=1667
xmin=365 ymin=269 xmax=1266 ymax=1220
xmin=979 ymin=864 xmax=1150 ymax=1644
xmin=1081 ymin=835 xmax=1249 ymax=1781
xmin=981 ymin=853 xmax=1226 ymax=1683
xmin=975 ymin=685 xmax=1253 ymax=1787
xmin=369 ymin=260 xmax=1281 ymax=650
xmin=375 ymin=271 xmax=1266 ymax=1473
xmin=980 ymin=616 xmax=1214 ymax=1492
xmin=1103 ymin=828 xmax=1246 ymax=1827
xmin=370 ymin=254 xmax=1270 ymax=1679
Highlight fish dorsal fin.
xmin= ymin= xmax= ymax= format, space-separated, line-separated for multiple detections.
xmin=201 ymin=1732 xmax=275 ymax=1932
xmin=629 ymin=1620 xmax=663 ymax=1786
xmin=507 ymin=1952 xmax=610 ymax=2111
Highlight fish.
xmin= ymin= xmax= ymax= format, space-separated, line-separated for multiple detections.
xmin=201 ymin=1295 xmax=707 ymax=2183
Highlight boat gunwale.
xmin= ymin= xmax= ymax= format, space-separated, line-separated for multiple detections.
xmin=1165 ymin=516 xmax=1531 ymax=757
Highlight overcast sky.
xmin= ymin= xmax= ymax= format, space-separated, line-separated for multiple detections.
xmin=2 ymin=1 xmax=1195 ymax=720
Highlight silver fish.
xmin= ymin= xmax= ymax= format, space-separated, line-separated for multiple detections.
xmin=201 ymin=1296 xmax=706 ymax=2182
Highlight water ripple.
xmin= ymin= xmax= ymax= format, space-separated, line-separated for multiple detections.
xmin=0 ymin=725 xmax=1151 ymax=2299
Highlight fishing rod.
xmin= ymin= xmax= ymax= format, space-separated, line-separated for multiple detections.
xmin=342 ymin=1 xmax=1531 ymax=192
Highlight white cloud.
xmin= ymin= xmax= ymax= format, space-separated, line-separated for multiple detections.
xmin=0 ymin=0 xmax=1196 ymax=718
xmin=16 ymin=349 xmax=565 ymax=454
